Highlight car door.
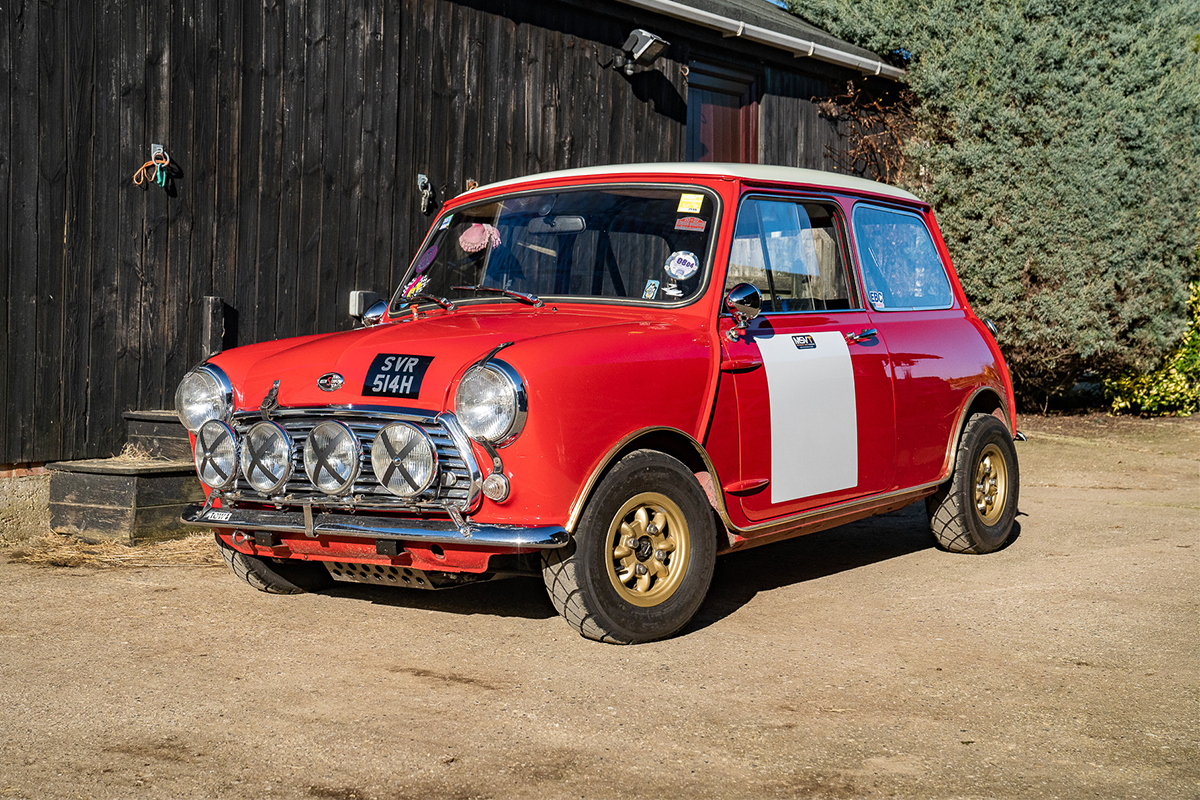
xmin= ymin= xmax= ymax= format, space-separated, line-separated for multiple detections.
xmin=715 ymin=195 xmax=897 ymax=524
xmin=851 ymin=203 xmax=978 ymax=488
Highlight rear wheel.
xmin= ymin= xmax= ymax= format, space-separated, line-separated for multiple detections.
xmin=215 ymin=533 xmax=334 ymax=594
xmin=927 ymin=413 xmax=1020 ymax=553
xmin=542 ymin=450 xmax=717 ymax=644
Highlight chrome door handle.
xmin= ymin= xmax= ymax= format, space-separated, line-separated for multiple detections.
xmin=846 ymin=328 xmax=877 ymax=344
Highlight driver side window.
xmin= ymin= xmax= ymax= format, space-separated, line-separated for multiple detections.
xmin=725 ymin=198 xmax=854 ymax=313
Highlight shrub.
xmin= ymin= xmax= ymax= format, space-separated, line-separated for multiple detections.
xmin=1105 ymin=280 xmax=1200 ymax=415
xmin=789 ymin=0 xmax=1200 ymax=407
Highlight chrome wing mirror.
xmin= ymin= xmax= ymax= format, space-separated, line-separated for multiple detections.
xmin=724 ymin=283 xmax=762 ymax=341
xmin=361 ymin=299 xmax=388 ymax=327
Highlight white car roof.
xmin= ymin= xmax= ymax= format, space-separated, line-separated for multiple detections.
xmin=469 ymin=162 xmax=923 ymax=204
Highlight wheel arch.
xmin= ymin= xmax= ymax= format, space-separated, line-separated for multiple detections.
xmin=940 ymin=386 xmax=1012 ymax=483
xmin=565 ymin=427 xmax=726 ymax=534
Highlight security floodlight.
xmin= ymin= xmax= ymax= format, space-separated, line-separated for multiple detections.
xmin=615 ymin=29 xmax=669 ymax=75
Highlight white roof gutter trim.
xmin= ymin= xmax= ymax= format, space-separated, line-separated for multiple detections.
xmin=614 ymin=0 xmax=907 ymax=80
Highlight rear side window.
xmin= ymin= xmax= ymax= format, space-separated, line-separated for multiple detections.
xmin=852 ymin=205 xmax=953 ymax=311
xmin=725 ymin=198 xmax=854 ymax=313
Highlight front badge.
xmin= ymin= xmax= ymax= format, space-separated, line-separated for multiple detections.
xmin=317 ymin=372 xmax=344 ymax=392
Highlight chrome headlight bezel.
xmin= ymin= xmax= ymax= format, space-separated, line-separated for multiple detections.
xmin=175 ymin=364 xmax=233 ymax=433
xmin=453 ymin=359 xmax=527 ymax=446
xmin=240 ymin=420 xmax=294 ymax=496
xmin=194 ymin=420 xmax=239 ymax=490
xmin=303 ymin=420 xmax=362 ymax=496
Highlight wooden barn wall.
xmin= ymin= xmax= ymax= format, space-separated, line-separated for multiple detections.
xmin=1 ymin=0 xmax=862 ymax=465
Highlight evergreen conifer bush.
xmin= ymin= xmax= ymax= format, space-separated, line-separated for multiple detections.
xmin=790 ymin=0 xmax=1200 ymax=407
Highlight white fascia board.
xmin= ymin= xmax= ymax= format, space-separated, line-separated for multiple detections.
xmin=614 ymin=0 xmax=907 ymax=80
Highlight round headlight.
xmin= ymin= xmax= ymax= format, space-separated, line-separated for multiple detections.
xmin=304 ymin=421 xmax=361 ymax=495
xmin=454 ymin=361 xmax=526 ymax=444
xmin=194 ymin=420 xmax=238 ymax=489
xmin=175 ymin=366 xmax=231 ymax=433
xmin=371 ymin=423 xmax=437 ymax=497
xmin=240 ymin=421 xmax=294 ymax=495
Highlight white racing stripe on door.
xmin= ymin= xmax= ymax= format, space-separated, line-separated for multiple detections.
xmin=756 ymin=330 xmax=857 ymax=503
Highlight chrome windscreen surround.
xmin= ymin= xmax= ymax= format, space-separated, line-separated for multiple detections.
xmin=218 ymin=406 xmax=482 ymax=515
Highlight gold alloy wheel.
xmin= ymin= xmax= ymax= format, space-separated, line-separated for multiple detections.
xmin=605 ymin=492 xmax=691 ymax=608
xmin=974 ymin=442 xmax=1009 ymax=526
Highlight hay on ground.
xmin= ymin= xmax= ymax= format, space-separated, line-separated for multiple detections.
xmin=5 ymin=532 xmax=221 ymax=568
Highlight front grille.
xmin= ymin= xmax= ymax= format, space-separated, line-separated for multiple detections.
xmin=221 ymin=408 xmax=477 ymax=512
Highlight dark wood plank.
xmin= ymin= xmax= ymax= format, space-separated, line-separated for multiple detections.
xmin=232 ymin=0 xmax=265 ymax=350
xmin=35 ymin=0 xmax=68 ymax=460
xmin=335 ymin=0 xmax=367 ymax=330
xmin=297 ymin=0 xmax=330 ymax=335
xmin=353 ymin=0 xmax=385 ymax=308
xmin=164 ymin=0 xmax=196 ymax=381
xmin=84 ymin=1 xmax=122 ymax=457
xmin=0 ymin=1 xmax=15 ymax=460
xmin=8 ymin=0 xmax=40 ymax=462
xmin=61 ymin=0 xmax=97 ymax=458
xmin=187 ymin=0 xmax=219 ymax=356
xmin=274 ymin=0 xmax=306 ymax=340
xmin=115 ymin=0 xmax=147 ymax=437
xmin=139 ymin=0 xmax=173 ymax=411
xmin=210 ymin=0 xmax=243 ymax=355
xmin=367 ymin=0 xmax=400 ymax=297
xmin=252 ymin=0 xmax=286 ymax=346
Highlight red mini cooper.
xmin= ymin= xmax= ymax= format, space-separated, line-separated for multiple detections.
xmin=177 ymin=163 xmax=1021 ymax=643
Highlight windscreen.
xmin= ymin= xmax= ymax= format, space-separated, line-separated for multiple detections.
xmin=389 ymin=186 xmax=717 ymax=312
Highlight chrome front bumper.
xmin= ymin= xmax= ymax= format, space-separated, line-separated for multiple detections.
xmin=181 ymin=504 xmax=569 ymax=549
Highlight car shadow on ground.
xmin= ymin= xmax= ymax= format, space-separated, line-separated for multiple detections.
xmin=316 ymin=501 xmax=998 ymax=630
xmin=686 ymin=502 xmax=939 ymax=635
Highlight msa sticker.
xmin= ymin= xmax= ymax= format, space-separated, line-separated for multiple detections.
xmin=642 ymin=280 xmax=660 ymax=300
xmin=664 ymin=251 xmax=699 ymax=280
xmin=791 ymin=334 xmax=816 ymax=349
xmin=868 ymin=290 xmax=885 ymax=308
xmin=206 ymin=510 xmax=233 ymax=522
xmin=363 ymin=354 xmax=434 ymax=398
xmin=677 ymin=193 xmax=704 ymax=213
xmin=675 ymin=216 xmax=707 ymax=232
xmin=437 ymin=215 xmax=453 ymax=231
xmin=402 ymin=274 xmax=430 ymax=299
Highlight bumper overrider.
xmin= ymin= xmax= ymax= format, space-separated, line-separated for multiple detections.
xmin=180 ymin=405 xmax=569 ymax=550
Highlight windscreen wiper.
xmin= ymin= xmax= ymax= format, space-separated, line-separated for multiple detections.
xmin=452 ymin=285 xmax=543 ymax=307
xmin=399 ymin=293 xmax=457 ymax=311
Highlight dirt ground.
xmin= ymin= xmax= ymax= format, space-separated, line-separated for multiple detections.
xmin=0 ymin=414 xmax=1196 ymax=800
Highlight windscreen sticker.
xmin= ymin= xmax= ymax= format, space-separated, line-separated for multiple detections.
xmin=661 ymin=283 xmax=684 ymax=297
xmin=414 ymin=245 xmax=438 ymax=274
xmin=674 ymin=216 xmax=707 ymax=232
xmin=642 ymin=280 xmax=660 ymax=300
xmin=664 ymin=251 xmax=699 ymax=281
xmin=459 ymin=222 xmax=501 ymax=253
xmin=363 ymin=354 xmax=435 ymax=398
xmin=677 ymin=193 xmax=704 ymax=213
xmin=402 ymin=274 xmax=430 ymax=299
xmin=867 ymin=290 xmax=885 ymax=308
xmin=437 ymin=215 xmax=453 ymax=231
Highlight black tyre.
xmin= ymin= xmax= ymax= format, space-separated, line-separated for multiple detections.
xmin=215 ymin=533 xmax=334 ymax=594
xmin=542 ymin=450 xmax=717 ymax=644
xmin=927 ymin=413 xmax=1020 ymax=553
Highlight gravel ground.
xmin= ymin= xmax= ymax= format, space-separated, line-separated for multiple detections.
xmin=0 ymin=414 xmax=1196 ymax=799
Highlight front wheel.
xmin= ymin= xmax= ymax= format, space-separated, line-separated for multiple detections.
xmin=927 ymin=413 xmax=1020 ymax=553
xmin=542 ymin=450 xmax=717 ymax=644
xmin=215 ymin=533 xmax=334 ymax=594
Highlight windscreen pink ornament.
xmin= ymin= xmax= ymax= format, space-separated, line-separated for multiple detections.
xmin=458 ymin=223 xmax=501 ymax=253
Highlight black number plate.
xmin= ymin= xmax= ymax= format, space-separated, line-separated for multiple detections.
xmin=362 ymin=354 xmax=434 ymax=398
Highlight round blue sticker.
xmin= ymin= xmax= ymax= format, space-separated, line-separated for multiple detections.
xmin=664 ymin=251 xmax=699 ymax=280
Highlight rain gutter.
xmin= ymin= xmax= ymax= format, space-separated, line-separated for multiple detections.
xmin=613 ymin=0 xmax=907 ymax=80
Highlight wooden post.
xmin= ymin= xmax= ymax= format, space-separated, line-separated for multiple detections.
xmin=201 ymin=296 xmax=224 ymax=359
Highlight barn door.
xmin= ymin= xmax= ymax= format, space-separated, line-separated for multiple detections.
xmin=686 ymin=63 xmax=759 ymax=163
